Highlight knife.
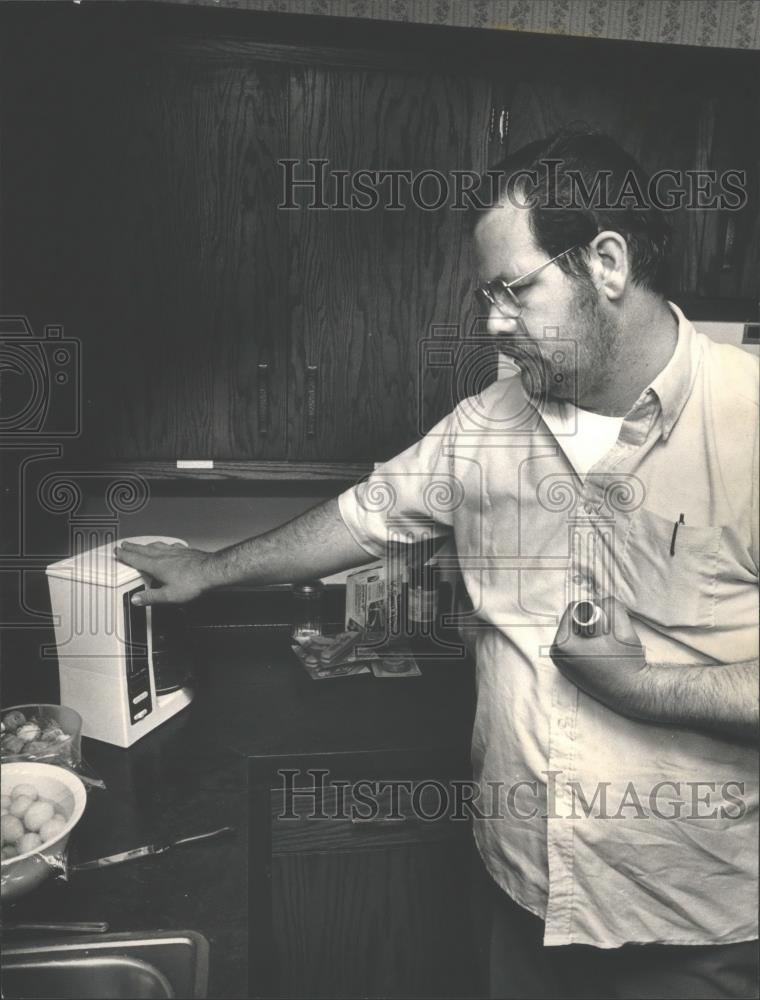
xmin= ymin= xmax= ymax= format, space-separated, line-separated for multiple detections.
xmin=71 ymin=826 xmax=235 ymax=872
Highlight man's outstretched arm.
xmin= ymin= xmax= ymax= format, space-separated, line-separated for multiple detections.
xmin=115 ymin=497 xmax=375 ymax=606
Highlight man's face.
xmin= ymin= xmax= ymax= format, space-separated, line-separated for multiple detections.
xmin=474 ymin=199 xmax=613 ymax=407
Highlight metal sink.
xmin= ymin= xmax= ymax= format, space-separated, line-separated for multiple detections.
xmin=0 ymin=930 xmax=209 ymax=999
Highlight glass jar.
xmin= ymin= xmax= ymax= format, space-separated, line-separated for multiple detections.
xmin=291 ymin=581 xmax=324 ymax=641
xmin=407 ymin=557 xmax=437 ymax=628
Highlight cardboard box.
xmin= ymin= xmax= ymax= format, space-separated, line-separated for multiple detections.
xmin=345 ymin=562 xmax=387 ymax=637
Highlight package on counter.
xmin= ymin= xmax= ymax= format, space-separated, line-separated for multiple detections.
xmin=291 ymin=633 xmax=372 ymax=681
xmin=291 ymin=630 xmax=421 ymax=681
xmin=370 ymin=649 xmax=422 ymax=678
xmin=345 ymin=547 xmax=407 ymax=640
xmin=345 ymin=562 xmax=387 ymax=638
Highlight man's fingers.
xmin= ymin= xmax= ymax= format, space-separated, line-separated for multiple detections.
xmin=127 ymin=542 xmax=170 ymax=552
xmin=118 ymin=541 xmax=176 ymax=554
xmin=599 ymin=597 xmax=640 ymax=643
xmin=131 ymin=587 xmax=170 ymax=607
xmin=114 ymin=547 xmax=154 ymax=571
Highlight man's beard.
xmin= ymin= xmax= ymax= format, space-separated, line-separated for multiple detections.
xmin=494 ymin=280 xmax=613 ymax=408
xmin=538 ymin=281 xmax=613 ymax=407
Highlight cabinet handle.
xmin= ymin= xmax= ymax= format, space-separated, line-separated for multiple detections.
xmin=721 ymin=215 xmax=737 ymax=273
xmin=350 ymin=816 xmax=409 ymax=829
xmin=257 ymin=363 xmax=270 ymax=437
xmin=498 ymin=108 xmax=509 ymax=144
xmin=306 ymin=365 xmax=318 ymax=437
xmin=487 ymin=105 xmax=496 ymax=143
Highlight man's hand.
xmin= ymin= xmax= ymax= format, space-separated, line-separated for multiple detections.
xmin=115 ymin=541 xmax=217 ymax=606
xmin=549 ymin=597 xmax=648 ymax=714
xmin=551 ymin=598 xmax=759 ymax=741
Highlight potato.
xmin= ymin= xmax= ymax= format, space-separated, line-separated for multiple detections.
xmin=11 ymin=783 xmax=37 ymax=801
xmin=18 ymin=832 xmax=42 ymax=854
xmin=39 ymin=814 xmax=67 ymax=844
xmin=16 ymin=723 xmax=41 ymax=743
xmin=9 ymin=795 xmax=33 ymax=819
xmin=0 ymin=795 xmax=10 ymax=813
xmin=23 ymin=800 xmax=54 ymax=832
xmin=2 ymin=711 xmax=27 ymax=733
xmin=2 ymin=845 xmax=20 ymax=861
xmin=1 ymin=814 xmax=24 ymax=845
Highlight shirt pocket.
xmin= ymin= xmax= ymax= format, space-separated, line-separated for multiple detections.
xmin=618 ymin=507 xmax=722 ymax=628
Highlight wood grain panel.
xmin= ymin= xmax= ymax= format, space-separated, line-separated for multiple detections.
xmin=271 ymin=841 xmax=475 ymax=998
xmin=0 ymin=41 xmax=117 ymax=470
xmin=165 ymin=36 xmax=507 ymax=78
xmin=287 ymin=64 xmax=494 ymax=463
xmin=96 ymin=45 xmax=290 ymax=461
xmin=688 ymin=93 xmax=759 ymax=301
xmin=270 ymin=782 xmax=469 ymax=854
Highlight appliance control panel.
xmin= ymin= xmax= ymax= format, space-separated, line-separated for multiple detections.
xmin=123 ymin=585 xmax=153 ymax=724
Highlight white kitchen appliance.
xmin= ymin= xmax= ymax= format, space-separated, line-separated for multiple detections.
xmin=45 ymin=535 xmax=193 ymax=748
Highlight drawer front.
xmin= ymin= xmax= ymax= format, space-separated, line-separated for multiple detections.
xmin=271 ymin=779 xmax=472 ymax=854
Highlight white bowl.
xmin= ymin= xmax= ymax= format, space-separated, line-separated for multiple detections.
xmin=1 ymin=761 xmax=87 ymax=901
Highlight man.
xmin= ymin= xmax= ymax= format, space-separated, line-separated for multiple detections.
xmin=116 ymin=130 xmax=759 ymax=999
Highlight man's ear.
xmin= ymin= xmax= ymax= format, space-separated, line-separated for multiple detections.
xmin=588 ymin=230 xmax=628 ymax=301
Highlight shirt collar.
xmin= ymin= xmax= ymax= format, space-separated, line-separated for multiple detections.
xmin=642 ymin=301 xmax=702 ymax=441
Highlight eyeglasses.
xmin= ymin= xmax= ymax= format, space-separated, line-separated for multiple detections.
xmin=474 ymin=245 xmax=582 ymax=317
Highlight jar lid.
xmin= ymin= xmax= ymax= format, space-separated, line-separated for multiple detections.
xmin=293 ymin=581 xmax=323 ymax=594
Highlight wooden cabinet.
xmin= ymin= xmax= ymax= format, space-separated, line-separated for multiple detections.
xmin=2 ymin=7 xmax=756 ymax=479
xmin=1 ymin=15 xmax=500 ymax=472
xmin=0 ymin=25 xmax=290 ymax=467
xmin=286 ymin=63 xmax=495 ymax=462
xmin=101 ymin=52 xmax=291 ymax=462
xmin=686 ymin=91 xmax=759 ymax=302
xmin=257 ymin=774 xmax=478 ymax=999
xmin=271 ymin=842 xmax=475 ymax=998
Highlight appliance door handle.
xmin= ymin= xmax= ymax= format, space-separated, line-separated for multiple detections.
xmin=306 ymin=365 xmax=318 ymax=438
xmin=257 ymin=362 xmax=270 ymax=437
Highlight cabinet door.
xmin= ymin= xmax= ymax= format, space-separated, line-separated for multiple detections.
xmin=271 ymin=842 xmax=475 ymax=999
xmin=287 ymin=64 xmax=495 ymax=463
xmin=686 ymin=92 xmax=759 ymax=301
xmin=91 ymin=45 xmax=291 ymax=462
xmin=269 ymin=781 xmax=476 ymax=998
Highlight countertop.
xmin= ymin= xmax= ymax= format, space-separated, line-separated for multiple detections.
xmin=2 ymin=589 xmax=476 ymax=999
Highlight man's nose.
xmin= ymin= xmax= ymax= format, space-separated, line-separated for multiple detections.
xmin=486 ymin=305 xmax=521 ymax=338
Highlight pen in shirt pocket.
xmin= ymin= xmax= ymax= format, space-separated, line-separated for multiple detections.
xmin=670 ymin=513 xmax=685 ymax=556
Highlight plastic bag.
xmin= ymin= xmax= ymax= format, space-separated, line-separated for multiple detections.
xmin=1 ymin=845 xmax=70 ymax=901
xmin=1 ymin=705 xmax=106 ymax=791
xmin=291 ymin=632 xmax=421 ymax=680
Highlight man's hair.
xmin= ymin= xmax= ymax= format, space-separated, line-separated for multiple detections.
xmin=473 ymin=126 xmax=671 ymax=296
